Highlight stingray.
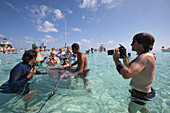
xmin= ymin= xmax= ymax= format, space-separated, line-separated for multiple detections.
xmin=38 ymin=67 xmax=78 ymax=112
xmin=45 ymin=67 xmax=78 ymax=78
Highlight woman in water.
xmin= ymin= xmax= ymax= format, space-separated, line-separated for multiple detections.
xmin=34 ymin=46 xmax=47 ymax=66
xmin=46 ymin=51 xmax=60 ymax=66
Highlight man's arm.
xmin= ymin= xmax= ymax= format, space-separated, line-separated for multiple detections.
xmin=123 ymin=57 xmax=130 ymax=67
xmin=70 ymin=61 xmax=78 ymax=67
xmin=78 ymin=54 xmax=85 ymax=74
xmin=113 ymin=48 xmax=147 ymax=79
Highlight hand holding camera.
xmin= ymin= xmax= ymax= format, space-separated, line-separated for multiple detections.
xmin=107 ymin=44 xmax=126 ymax=59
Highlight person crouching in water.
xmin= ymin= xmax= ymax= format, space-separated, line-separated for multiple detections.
xmin=59 ymin=55 xmax=70 ymax=67
xmin=113 ymin=33 xmax=156 ymax=113
xmin=0 ymin=50 xmax=47 ymax=95
xmin=46 ymin=51 xmax=60 ymax=66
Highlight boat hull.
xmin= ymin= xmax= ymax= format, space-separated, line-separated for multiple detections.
xmin=161 ymin=49 xmax=170 ymax=52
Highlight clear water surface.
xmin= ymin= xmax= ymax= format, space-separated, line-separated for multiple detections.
xmin=0 ymin=51 xmax=169 ymax=113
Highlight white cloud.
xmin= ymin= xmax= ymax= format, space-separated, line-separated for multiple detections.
xmin=77 ymin=0 xmax=123 ymax=11
xmin=44 ymin=21 xmax=54 ymax=28
xmin=81 ymin=39 xmax=91 ymax=44
xmin=66 ymin=8 xmax=73 ymax=14
xmin=107 ymin=40 xmax=114 ymax=44
xmin=72 ymin=28 xmax=82 ymax=32
xmin=37 ymin=21 xmax=58 ymax=32
xmin=5 ymin=2 xmax=19 ymax=12
xmin=24 ymin=36 xmax=33 ymax=40
xmin=25 ymin=41 xmax=33 ymax=44
xmin=28 ymin=5 xmax=64 ymax=24
xmin=53 ymin=9 xmax=64 ymax=21
xmin=82 ymin=15 xmax=85 ymax=19
xmin=39 ymin=5 xmax=49 ymax=17
xmin=45 ymin=35 xmax=53 ymax=39
xmin=101 ymin=0 xmax=113 ymax=4
xmin=39 ymin=38 xmax=58 ymax=43
xmin=0 ymin=34 xmax=5 ymax=37
xmin=47 ymin=38 xmax=58 ymax=42
xmin=30 ymin=5 xmax=50 ymax=18
xmin=39 ymin=39 xmax=48 ymax=42
xmin=37 ymin=35 xmax=58 ymax=43
xmin=83 ymin=17 xmax=101 ymax=23
xmin=79 ymin=0 xmax=98 ymax=11
xmin=101 ymin=0 xmax=123 ymax=9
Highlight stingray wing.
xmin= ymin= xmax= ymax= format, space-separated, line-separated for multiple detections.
xmin=45 ymin=67 xmax=78 ymax=78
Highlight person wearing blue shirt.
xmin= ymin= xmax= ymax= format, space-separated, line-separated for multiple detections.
xmin=57 ymin=47 xmax=65 ymax=61
xmin=0 ymin=50 xmax=47 ymax=95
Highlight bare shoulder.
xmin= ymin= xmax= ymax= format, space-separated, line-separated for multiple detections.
xmin=138 ymin=53 xmax=156 ymax=64
xmin=141 ymin=53 xmax=155 ymax=59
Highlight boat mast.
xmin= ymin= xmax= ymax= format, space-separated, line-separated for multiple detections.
xmin=65 ymin=19 xmax=66 ymax=44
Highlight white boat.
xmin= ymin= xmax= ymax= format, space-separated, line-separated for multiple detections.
xmin=99 ymin=44 xmax=106 ymax=52
xmin=161 ymin=46 xmax=170 ymax=52
xmin=0 ymin=38 xmax=14 ymax=50
xmin=39 ymin=43 xmax=47 ymax=51
xmin=161 ymin=48 xmax=170 ymax=52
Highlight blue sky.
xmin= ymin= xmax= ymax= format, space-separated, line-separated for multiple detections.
xmin=0 ymin=0 xmax=170 ymax=51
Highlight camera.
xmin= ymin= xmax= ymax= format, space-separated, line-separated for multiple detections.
xmin=107 ymin=44 xmax=126 ymax=59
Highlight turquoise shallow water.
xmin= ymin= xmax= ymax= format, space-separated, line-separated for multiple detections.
xmin=0 ymin=51 xmax=170 ymax=113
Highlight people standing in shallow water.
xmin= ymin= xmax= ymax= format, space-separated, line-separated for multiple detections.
xmin=69 ymin=43 xmax=89 ymax=85
xmin=0 ymin=50 xmax=47 ymax=95
xmin=113 ymin=33 xmax=156 ymax=113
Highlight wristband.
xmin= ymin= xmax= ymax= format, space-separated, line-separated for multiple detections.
xmin=116 ymin=64 xmax=124 ymax=74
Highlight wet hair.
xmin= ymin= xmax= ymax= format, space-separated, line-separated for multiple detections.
xmin=22 ymin=50 xmax=37 ymax=64
xmin=71 ymin=43 xmax=79 ymax=50
xmin=133 ymin=33 xmax=155 ymax=51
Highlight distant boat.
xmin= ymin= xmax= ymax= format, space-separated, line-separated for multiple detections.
xmin=0 ymin=38 xmax=14 ymax=50
xmin=99 ymin=44 xmax=106 ymax=52
xmin=161 ymin=46 xmax=170 ymax=52
xmin=39 ymin=43 xmax=47 ymax=51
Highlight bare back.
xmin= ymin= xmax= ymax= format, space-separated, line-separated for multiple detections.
xmin=77 ymin=51 xmax=88 ymax=73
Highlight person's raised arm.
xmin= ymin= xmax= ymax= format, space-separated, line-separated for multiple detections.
xmin=113 ymin=48 xmax=147 ymax=79
xmin=123 ymin=57 xmax=130 ymax=67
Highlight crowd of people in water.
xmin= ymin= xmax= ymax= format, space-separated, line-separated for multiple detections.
xmin=0 ymin=33 xmax=157 ymax=113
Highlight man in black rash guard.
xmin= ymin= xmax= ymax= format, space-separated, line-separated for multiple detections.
xmin=0 ymin=50 xmax=47 ymax=95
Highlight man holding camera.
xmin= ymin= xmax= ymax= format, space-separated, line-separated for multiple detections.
xmin=113 ymin=33 xmax=156 ymax=113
